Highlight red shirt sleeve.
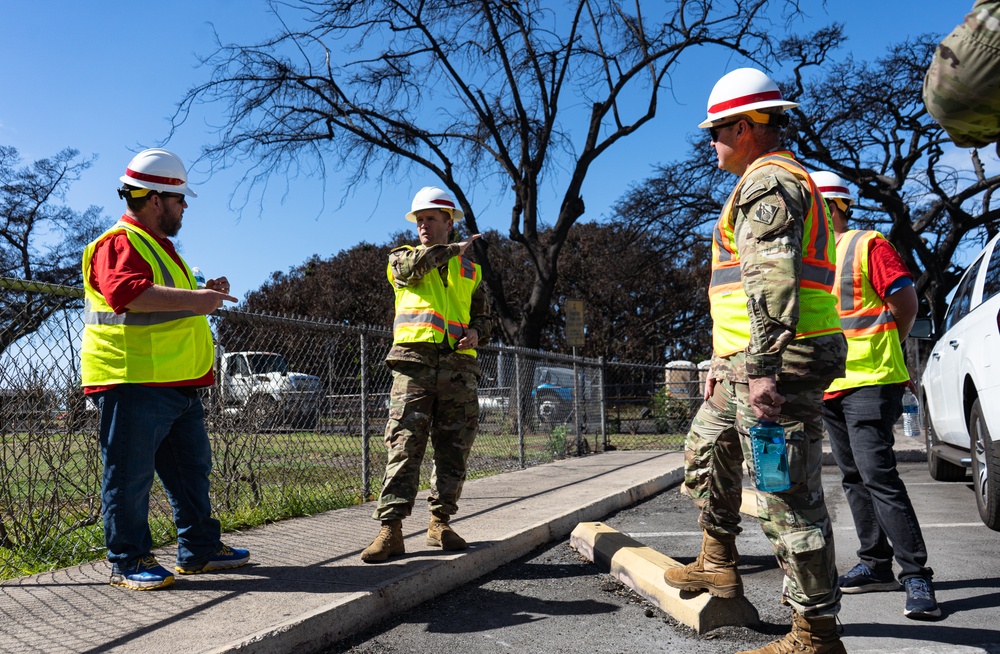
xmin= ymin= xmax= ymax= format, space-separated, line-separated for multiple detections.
xmin=90 ymin=232 xmax=155 ymax=313
xmin=866 ymin=237 xmax=913 ymax=299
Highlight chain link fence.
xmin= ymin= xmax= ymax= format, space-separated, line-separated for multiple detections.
xmin=0 ymin=278 xmax=700 ymax=580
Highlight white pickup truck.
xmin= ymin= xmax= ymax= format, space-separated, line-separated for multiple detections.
xmin=214 ymin=350 xmax=323 ymax=430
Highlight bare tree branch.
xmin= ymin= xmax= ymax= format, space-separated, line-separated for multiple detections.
xmin=173 ymin=0 xmax=801 ymax=346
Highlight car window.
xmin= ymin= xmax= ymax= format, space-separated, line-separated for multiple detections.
xmin=983 ymin=240 xmax=1000 ymax=303
xmin=944 ymin=254 xmax=985 ymax=331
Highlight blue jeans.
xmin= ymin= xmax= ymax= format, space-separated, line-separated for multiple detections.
xmin=822 ymin=384 xmax=932 ymax=581
xmin=95 ymin=385 xmax=221 ymax=568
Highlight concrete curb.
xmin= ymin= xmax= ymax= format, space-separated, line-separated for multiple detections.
xmin=569 ymin=442 xmax=926 ymax=636
xmin=570 ymin=522 xmax=759 ymax=634
xmin=210 ymin=462 xmax=686 ymax=653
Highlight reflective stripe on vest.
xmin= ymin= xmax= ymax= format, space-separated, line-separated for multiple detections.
xmin=709 ymin=153 xmax=842 ymax=356
xmin=80 ymin=221 xmax=214 ymax=385
xmin=826 ymin=230 xmax=909 ymax=392
xmin=387 ymin=246 xmax=482 ymax=356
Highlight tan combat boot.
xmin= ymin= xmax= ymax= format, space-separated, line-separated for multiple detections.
xmin=426 ymin=513 xmax=468 ymax=551
xmin=663 ymin=531 xmax=742 ymax=598
xmin=736 ymin=611 xmax=846 ymax=654
xmin=360 ymin=520 xmax=404 ymax=563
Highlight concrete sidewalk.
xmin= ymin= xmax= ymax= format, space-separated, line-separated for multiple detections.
xmin=0 ymin=451 xmax=685 ymax=654
xmin=0 ymin=429 xmax=926 ymax=654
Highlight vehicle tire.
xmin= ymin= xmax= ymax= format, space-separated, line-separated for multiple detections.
xmin=970 ymin=398 xmax=1000 ymax=531
xmin=925 ymin=401 xmax=967 ymax=482
xmin=245 ymin=395 xmax=281 ymax=432
xmin=536 ymin=392 xmax=570 ymax=424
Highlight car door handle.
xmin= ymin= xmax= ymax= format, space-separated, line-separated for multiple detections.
xmin=932 ymin=352 xmax=940 ymax=359
xmin=949 ymin=339 xmax=960 ymax=349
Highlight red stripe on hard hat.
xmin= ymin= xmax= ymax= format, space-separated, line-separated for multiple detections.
xmin=708 ymin=90 xmax=784 ymax=114
xmin=430 ymin=198 xmax=455 ymax=209
xmin=125 ymin=168 xmax=184 ymax=187
xmin=819 ymin=185 xmax=850 ymax=195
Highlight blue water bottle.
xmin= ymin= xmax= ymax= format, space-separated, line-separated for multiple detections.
xmin=750 ymin=421 xmax=791 ymax=492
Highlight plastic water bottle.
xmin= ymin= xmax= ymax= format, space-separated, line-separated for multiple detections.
xmin=749 ymin=421 xmax=791 ymax=493
xmin=191 ymin=267 xmax=207 ymax=289
xmin=902 ymin=388 xmax=921 ymax=439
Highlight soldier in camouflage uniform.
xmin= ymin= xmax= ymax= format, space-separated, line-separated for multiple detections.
xmin=360 ymin=186 xmax=492 ymax=563
xmin=665 ymin=69 xmax=848 ymax=654
xmin=924 ymin=1 xmax=1000 ymax=153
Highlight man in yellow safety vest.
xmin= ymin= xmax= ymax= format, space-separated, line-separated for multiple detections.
xmin=82 ymin=149 xmax=248 ymax=590
xmin=813 ymin=170 xmax=939 ymax=620
xmin=664 ymin=68 xmax=848 ymax=654
xmin=360 ymin=186 xmax=492 ymax=563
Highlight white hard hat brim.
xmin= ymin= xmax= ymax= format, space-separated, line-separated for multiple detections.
xmin=119 ymin=174 xmax=198 ymax=198
xmin=405 ymin=206 xmax=464 ymax=222
xmin=697 ymin=99 xmax=799 ymax=129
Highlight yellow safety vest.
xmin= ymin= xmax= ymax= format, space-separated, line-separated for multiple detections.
xmin=81 ymin=221 xmax=214 ymax=385
xmin=387 ymin=245 xmax=482 ymax=357
xmin=826 ymin=230 xmax=910 ymax=392
xmin=710 ymin=153 xmax=841 ymax=356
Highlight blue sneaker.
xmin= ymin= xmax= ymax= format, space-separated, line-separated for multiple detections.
xmin=903 ymin=576 xmax=941 ymax=620
xmin=175 ymin=544 xmax=250 ymax=575
xmin=110 ymin=555 xmax=175 ymax=590
xmin=839 ymin=562 xmax=901 ymax=594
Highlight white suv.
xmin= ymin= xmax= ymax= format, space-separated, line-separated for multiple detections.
xmin=919 ymin=232 xmax=1000 ymax=531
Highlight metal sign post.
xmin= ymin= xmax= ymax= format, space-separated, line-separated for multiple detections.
xmin=566 ymin=300 xmax=586 ymax=455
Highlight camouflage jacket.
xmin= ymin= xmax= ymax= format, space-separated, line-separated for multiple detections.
xmin=923 ymin=0 xmax=1000 ymax=148
xmin=386 ymin=243 xmax=492 ymax=374
xmin=710 ymin=153 xmax=847 ymax=386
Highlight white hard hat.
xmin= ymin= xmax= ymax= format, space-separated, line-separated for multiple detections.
xmin=698 ymin=68 xmax=799 ymax=129
xmin=119 ymin=148 xmax=197 ymax=198
xmin=405 ymin=186 xmax=463 ymax=222
xmin=810 ymin=171 xmax=854 ymax=206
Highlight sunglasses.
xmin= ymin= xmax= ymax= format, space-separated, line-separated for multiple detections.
xmin=709 ymin=119 xmax=743 ymax=142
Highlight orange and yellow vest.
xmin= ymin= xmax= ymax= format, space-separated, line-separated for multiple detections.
xmin=81 ymin=221 xmax=214 ymax=385
xmin=826 ymin=229 xmax=909 ymax=392
xmin=387 ymin=245 xmax=482 ymax=357
xmin=710 ymin=153 xmax=841 ymax=357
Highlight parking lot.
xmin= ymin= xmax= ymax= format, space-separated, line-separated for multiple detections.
xmin=331 ymin=461 xmax=1000 ymax=654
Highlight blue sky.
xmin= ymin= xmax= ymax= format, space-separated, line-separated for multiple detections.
xmin=0 ymin=2 xmax=981 ymax=299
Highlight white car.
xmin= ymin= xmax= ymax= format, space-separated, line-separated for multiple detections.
xmin=919 ymin=231 xmax=1000 ymax=531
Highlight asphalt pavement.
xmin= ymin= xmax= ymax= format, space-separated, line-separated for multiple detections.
xmin=327 ymin=455 xmax=1000 ymax=654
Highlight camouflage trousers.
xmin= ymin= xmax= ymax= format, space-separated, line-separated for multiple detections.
xmin=372 ymin=360 xmax=479 ymax=522
xmin=682 ymin=378 xmax=744 ymax=538
xmin=734 ymin=380 xmax=841 ymax=617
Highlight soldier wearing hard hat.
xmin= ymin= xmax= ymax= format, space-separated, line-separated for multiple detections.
xmin=813 ymin=171 xmax=939 ymax=620
xmin=360 ymin=186 xmax=493 ymax=563
xmin=663 ymin=69 xmax=848 ymax=654
xmin=81 ymin=148 xmax=249 ymax=590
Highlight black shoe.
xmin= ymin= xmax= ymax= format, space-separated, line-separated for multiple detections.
xmin=839 ymin=562 xmax=901 ymax=594
xmin=903 ymin=576 xmax=941 ymax=620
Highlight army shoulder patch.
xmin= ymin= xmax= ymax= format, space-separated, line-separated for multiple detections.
xmin=754 ymin=202 xmax=779 ymax=225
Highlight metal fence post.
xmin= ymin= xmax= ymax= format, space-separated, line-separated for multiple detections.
xmin=572 ymin=347 xmax=582 ymax=455
xmin=599 ymin=356 xmax=606 ymax=452
xmin=515 ymin=350 xmax=524 ymax=468
xmin=360 ymin=332 xmax=370 ymax=500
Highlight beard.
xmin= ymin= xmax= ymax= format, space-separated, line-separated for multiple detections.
xmin=159 ymin=212 xmax=182 ymax=237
